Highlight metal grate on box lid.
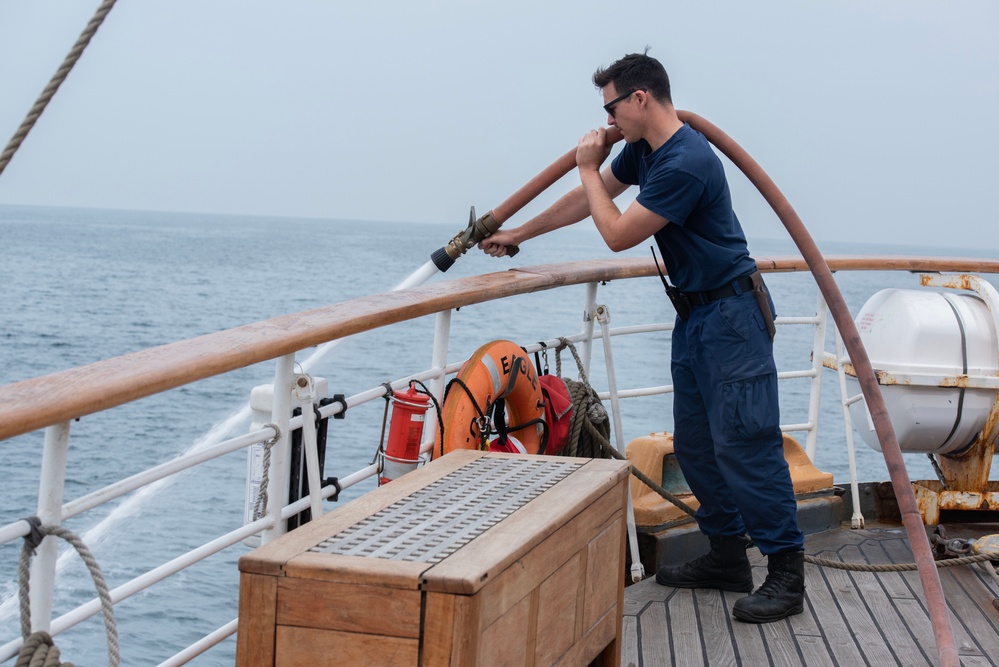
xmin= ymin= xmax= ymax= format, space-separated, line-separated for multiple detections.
xmin=310 ymin=457 xmax=582 ymax=564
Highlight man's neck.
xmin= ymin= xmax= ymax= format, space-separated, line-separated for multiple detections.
xmin=643 ymin=107 xmax=685 ymax=152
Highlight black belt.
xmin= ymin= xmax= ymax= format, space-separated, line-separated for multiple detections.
xmin=685 ymin=274 xmax=755 ymax=307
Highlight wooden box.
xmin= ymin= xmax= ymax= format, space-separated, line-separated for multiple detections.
xmin=236 ymin=450 xmax=630 ymax=666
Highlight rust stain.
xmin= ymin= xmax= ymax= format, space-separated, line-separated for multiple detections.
xmin=876 ymin=370 xmax=893 ymax=384
xmin=981 ymin=398 xmax=999 ymax=450
xmin=938 ymin=490 xmax=999 ymax=512
xmin=920 ymin=273 xmax=977 ymax=291
xmin=939 ymin=433 xmax=995 ymax=493
xmin=914 ymin=484 xmax=999 ymax=523
xmin=915 ymin=490 xmax=937 ymax=523
xmin=822 ymin=357 xmax=851 ymax=373
xmin=873 ymin=369 xmax=921 ymax=386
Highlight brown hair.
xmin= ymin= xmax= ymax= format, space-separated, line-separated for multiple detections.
xmin=592 ymin=50 xmax=672 ymax=104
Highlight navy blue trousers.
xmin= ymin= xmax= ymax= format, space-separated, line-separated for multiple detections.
xmin=671 ymin=287 xmax=804 ymax=555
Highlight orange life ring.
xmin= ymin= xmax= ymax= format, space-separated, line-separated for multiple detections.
xmin=435 ymin=340 xmax=546 ymax=457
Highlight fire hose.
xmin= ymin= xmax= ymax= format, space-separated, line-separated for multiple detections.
xmin=432 ymin=112 xmax=960 ymax=666
xmin=678 ymin=110 xmax=958 ymax=667
xmin=430 ymin=129 xmax=624 ymax=272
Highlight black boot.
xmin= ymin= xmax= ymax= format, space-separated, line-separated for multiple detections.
xmin=732 ymin=549 xmax=805 ymax=623
xmin=655 ymin=534 xmax=753 ymax=592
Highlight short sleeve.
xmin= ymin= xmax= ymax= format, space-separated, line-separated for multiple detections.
xmin=637 ymin=168 xmax=705 ymax=227
xmin=611 ymin=143 xmax=641 ymax=186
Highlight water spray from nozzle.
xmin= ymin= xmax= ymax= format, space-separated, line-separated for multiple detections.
xmin=430 ymin=205 xmax=518 ymax=272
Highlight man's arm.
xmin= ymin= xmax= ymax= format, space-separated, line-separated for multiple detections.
xmin=478 ymin=166 xmax=627 ymax=257
xmin=577 ymin=129 xmax=668 ymax=251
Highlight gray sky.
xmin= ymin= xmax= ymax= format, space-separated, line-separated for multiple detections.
xmin=1 ymin=0 xmax=996 ymax=251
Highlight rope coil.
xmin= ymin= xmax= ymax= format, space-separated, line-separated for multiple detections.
xmin=15 ymin=631 xmax=65 ymax=667
xmin=553 ymin=338 xmax=609 ymax=459
xmin=17 ymin=519 xmax=120 ymax=666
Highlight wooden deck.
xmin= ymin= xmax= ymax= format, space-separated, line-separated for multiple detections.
xmin=622 ymin=526 xmax=999 ymax=666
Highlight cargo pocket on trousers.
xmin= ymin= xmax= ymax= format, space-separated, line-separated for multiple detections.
xmin=720 ymin=354 xmax=779 ymax=442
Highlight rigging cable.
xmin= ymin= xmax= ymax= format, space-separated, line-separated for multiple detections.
xmin=0 ymin=0 xmax=119 ymax=178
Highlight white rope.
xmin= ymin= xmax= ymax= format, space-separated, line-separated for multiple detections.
xmin=18 ymin=520 xmax=120 ymax=666
xmin=252 ymin=424 xmax=281 ymax=520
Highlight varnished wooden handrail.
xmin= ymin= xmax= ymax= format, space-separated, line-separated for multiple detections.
xmin=1 ymin=255 xmax=996 ymax=442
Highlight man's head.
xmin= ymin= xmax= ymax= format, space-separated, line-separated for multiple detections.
xmin=592 ymin=50 xmax=672 ymax=106
xmin=592 ymin=50 xmax=676 ymax=143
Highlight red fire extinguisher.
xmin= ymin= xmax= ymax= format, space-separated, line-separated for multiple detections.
xmin=379 ymin=382 xmax=431 ymax=485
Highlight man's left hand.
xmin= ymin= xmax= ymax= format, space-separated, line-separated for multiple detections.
xmin=577 ymin=128 xmax=611 ymax=172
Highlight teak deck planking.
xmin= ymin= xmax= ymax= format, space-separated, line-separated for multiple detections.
xmin=623 ymin=527 xmax=999 ymax=666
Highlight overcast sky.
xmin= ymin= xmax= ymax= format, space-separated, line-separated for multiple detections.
xmin=1 ymin=0 xmax=996 ymax=252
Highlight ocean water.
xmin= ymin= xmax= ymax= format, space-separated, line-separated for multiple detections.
xmin=1 ymin=204 xmax=997 ymax=665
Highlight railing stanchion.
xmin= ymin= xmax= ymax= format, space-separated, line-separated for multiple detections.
xmin=834 ymin=328 xmax=866 ymax=529
xmin=261 ymin=353 xmax=295 ymax=544
xmin=579 ymin=282 xmax=598 ymax=378
xmin=422 ymin=310 xmax=452 ymax=457
xmin=294 ymin=375 xmax=323 ymax=521
xmin=31 ymin=421 xmax=72 ymax=632
xmin=804 ymin=293 xmax=828 ymax=461
xmin=595 ymin=304 xmax=645 ymax=582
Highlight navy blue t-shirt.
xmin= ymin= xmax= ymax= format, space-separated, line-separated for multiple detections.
xmin=611 ymin=124 xmax=757 ymax=292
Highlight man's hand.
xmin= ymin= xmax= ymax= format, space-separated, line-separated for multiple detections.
xmin=478 ymin=228 xmax=520 ymax=257
xmin=576 ymin=128 xmax=611 ymax=173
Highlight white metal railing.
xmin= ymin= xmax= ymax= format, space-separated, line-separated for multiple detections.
xmin=2 ymin=258 xmax=996 ymax=665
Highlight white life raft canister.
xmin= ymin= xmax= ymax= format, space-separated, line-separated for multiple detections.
xmin=845 ymin=288 xmax=998 ymax=455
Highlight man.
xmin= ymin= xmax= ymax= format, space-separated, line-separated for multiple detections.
xmin=479 ymin=51 xmax=806 ymax=623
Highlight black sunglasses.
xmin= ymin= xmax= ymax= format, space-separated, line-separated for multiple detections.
xmin=603 ymin=89 xmax=640 ymax=117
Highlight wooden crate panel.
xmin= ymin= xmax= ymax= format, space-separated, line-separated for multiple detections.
xmin=555 ymin=604 xmax=620 ymax=667
xmin=276 ymin=578 xmax=421 ymax=637
xmin=274 ymin=626 xmax=417 ymax=667
xmin=479 ymin=590 xmax=533 ymax=666
xmin=420 ymin=592 xmax=482 ymax=665
xmin=235 ymin=573 xmax=277 ymax=667
xmin=583 ymin=519 xmax=625 ymax=631
xmin=536 ymin=553 xmax=584 ymax=665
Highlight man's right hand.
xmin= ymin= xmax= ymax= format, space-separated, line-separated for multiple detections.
xmin=478 ymin=228 xmax=520 ymax=257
